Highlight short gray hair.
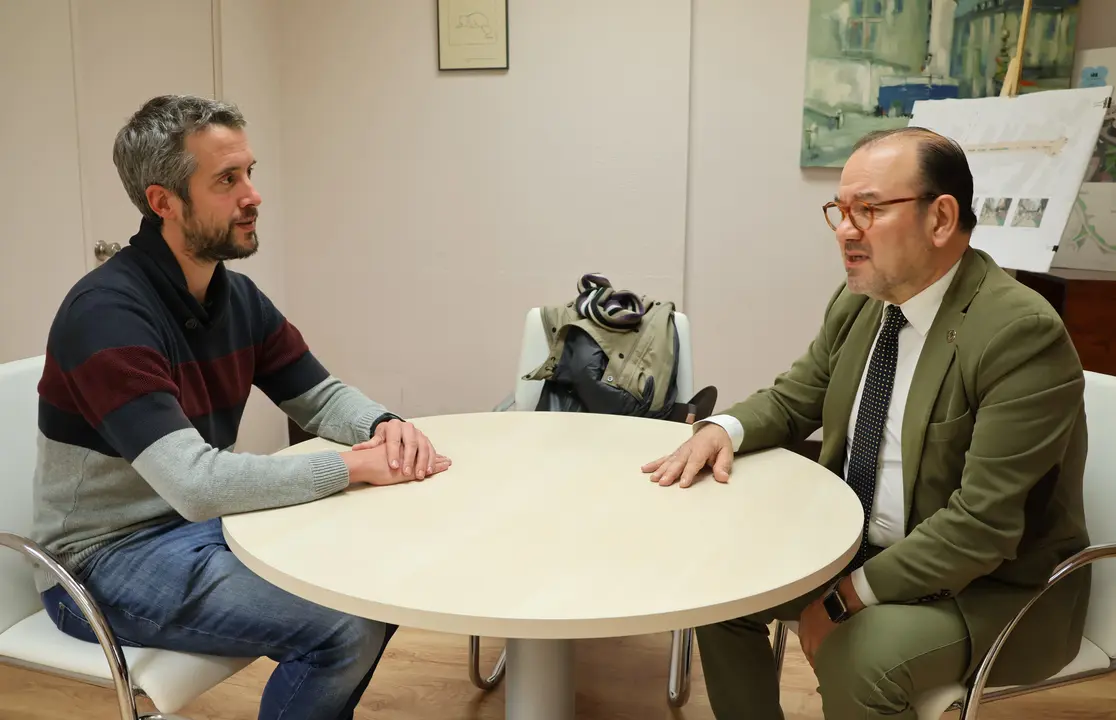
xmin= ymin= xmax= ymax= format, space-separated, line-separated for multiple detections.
xmin=113 ymin=94 xmax=247 ymax=223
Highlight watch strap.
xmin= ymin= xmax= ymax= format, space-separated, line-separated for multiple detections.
xmin=822 ymin=582 xmax=850 ymax=623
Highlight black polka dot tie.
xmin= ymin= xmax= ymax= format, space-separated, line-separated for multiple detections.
xmin=847 ymin=304 xmax=907 ymax=569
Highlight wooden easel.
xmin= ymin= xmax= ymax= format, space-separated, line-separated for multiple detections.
xmin=999 ymin=0 xmax=1033 ymax=97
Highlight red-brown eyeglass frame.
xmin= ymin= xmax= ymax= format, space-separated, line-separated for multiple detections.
xmin=822 ymin=194 xmax=938 ymax=231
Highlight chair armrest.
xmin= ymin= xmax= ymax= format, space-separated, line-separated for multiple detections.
xmin=0 ymin=532 xmax=139 ymax=720
xmin=962 ymin=542 xmax=1116 ymax=719
xmin=492 ymin=392 xmax=516 ymax=412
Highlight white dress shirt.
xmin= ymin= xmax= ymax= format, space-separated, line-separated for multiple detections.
xmin=702 ymin=259 xmax=961 ymax=606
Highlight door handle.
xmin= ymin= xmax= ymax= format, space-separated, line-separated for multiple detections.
xmin=94 ymin=240 xmax=121 ymax=262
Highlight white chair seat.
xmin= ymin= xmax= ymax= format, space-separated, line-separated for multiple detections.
xmin=0 ymin=609 xmax=253 ymax=713
xmin=781 ymin=620 xmax=1111 ymax=719
xmin=912 ymin=636 xmax=1112 ymax=719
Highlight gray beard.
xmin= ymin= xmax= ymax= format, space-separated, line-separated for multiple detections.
xmin=183 ymin=212 xmax=259 ymax=263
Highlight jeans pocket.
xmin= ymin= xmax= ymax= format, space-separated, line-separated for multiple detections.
xmin=54 ymin=600 xmax=145 ymax=649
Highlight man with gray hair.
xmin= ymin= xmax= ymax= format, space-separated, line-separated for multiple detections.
xmin=31 ymin=94 xmax=444 ymax=718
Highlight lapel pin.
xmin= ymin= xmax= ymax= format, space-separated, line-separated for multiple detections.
xmin=946 ymin=329 xmax=957 ymax=343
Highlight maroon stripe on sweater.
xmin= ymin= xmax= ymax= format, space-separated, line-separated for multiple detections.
xmin=43 ymin=346 xmax=179 ymax=427
xmin=257 ymin=319 xmax=310 ymax=376
xmin=40 ymin=345 xmax=261 ymax=426
xmin=173 ymin=348 xmax=257 ymax=418
xmin=38 ymin=352 xmax=81 ymax=414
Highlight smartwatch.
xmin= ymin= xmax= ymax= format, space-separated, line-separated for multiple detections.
xmin=822 ymin=582 xmax=850 ymax=623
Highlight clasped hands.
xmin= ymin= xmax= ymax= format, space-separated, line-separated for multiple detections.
xmin=342 ymin=418 xmax=451 ymax=487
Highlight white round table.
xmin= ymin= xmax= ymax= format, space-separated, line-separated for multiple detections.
xmin=222 ymin=411 xmax=863 ymax=720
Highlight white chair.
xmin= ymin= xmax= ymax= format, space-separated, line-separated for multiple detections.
xmin=0 ymin=355 xmax=254 ymax=720
xmin=771 ymin=369 xmax=1116 ymax=719
xmin=468 ymin=307 xmax=700 ymax=707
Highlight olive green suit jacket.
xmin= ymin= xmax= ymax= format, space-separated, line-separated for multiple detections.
xmin=722 ymin=247 xmax=1090 ymax=685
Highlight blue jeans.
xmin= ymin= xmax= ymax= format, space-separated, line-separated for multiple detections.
xmin=42 ymin=518 xmax=397 ymax=720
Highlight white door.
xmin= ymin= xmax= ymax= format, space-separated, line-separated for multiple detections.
xmin=0 ymin=0 xmax=216 ymax=365
xmin=0 ymin=0 xmax=88 ymax=363
xmin=71 ymin=0 xmax=216 ymax=270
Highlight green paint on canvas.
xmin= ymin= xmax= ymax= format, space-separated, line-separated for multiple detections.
xmin=801 ymin=0 xmax=1080 ymax=168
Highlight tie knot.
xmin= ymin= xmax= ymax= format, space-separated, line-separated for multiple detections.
xmin=884 ymin=304 xmax=907 ymax=334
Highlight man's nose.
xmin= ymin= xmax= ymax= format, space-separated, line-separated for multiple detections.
xmin=836 ymin=215 xmax=861 ymax=243
xmin=241 ymin=179 xmax=262 ymax=207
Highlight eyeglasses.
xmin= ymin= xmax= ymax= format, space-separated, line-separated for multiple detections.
xmin=822 ymin=194 xmax=938 ymax=232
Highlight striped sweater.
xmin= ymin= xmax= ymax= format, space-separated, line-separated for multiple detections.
xmin=31 ymin=219 xmax=393 ymax=592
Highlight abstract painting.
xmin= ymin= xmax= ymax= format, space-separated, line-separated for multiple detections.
xmin=801 ymin=0 xmax=1080 ymax=167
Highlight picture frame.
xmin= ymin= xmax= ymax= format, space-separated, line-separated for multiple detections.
xmin=437 ymin=0 xmax=509 ymax=71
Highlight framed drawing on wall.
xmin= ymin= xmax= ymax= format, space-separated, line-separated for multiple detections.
xmin=437 ymin=0 xmax=509 ymax=71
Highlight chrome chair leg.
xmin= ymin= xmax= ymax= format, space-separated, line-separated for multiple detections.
xmin=468 ymin=635 xmax=506 ymax=690
xmin=667 ymin=628 xmax=694 ymax=707
xmin=0 ymin=532 xmax=140 ymax=720
xmin=772 ymin=619 xmax=788 ymax=682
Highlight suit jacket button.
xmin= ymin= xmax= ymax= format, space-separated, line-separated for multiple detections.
xmin=185 ymin=319 xmax=199 ymax=329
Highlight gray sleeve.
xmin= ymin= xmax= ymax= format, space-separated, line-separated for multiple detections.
xmin=132 ymin=429 xmax=350 ymax=522
xmin=279 ymin=376 xmax=398 ymax=446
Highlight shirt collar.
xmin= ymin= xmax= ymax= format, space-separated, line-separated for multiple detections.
xmin=887 ymin=258 xmax=961 ymax=337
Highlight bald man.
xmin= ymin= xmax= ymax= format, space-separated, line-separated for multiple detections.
xmin=644 ymin=128 xmax=1090 ymax=719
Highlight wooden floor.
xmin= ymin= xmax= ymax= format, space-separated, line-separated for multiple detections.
xmin=2 ymin=627 xmax=1114 ymax=719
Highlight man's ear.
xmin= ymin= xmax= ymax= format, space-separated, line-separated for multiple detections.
xmin=144 ymin=185 xmax=180 ymax=223
xmin=929 ymin=195 xmax=960 ymax=248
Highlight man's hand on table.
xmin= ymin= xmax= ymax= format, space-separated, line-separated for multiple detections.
xmin=347 ymin=418 xmax=451 ymax=485
xmin=342 ymin=443 xmax=450 ymax=486
xmin=641 ymin=423 xmax=734 ymax=488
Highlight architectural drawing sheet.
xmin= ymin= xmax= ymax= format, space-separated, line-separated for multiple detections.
xmin=908 ymin=85 xmax=1112 ymax=272
xmin=1053 ymin=47 xmax=1116 ymax=272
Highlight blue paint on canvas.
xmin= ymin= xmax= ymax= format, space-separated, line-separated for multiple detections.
xmin=877 ymin=82 xmax=959 ymax=116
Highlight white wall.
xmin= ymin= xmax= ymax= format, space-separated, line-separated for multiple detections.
xmin=685 ymin=0 xmax=845 ymax=408
xmin=271 ymin=0 xmax=1116 ymax=421
xmin=271 ymin=0 xmax=857 ymax=419
xmin=218 ymin=0 xmax=290 ymax=453
xmin=6 ymin=0 xmax=1115 ymax=445
xmin=279 ymin=0 xmax=692 ymax=417
xmin=1079 ymin=0 xmax=1116 ymax=52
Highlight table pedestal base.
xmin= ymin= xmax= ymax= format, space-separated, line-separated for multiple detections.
xmin=506 ymin=638 xmax=575 ymax=720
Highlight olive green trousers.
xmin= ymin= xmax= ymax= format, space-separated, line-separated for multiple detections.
xmin=695 ymin=585 xmax=970 ymax=720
